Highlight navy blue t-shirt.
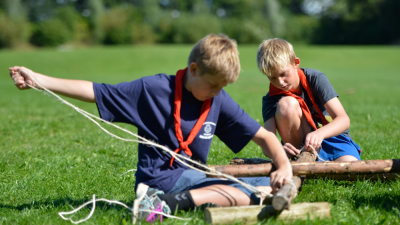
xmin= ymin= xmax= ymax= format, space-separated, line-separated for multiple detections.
xmin=93 ymin=73 xmax=261 ymax=192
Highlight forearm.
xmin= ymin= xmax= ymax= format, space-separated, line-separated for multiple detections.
xmin=253 ymin=127 xmax=291 ymax=168
xmin=314 ymin=115 xmax=350 ymax=139
xmin=262 ymin=135 xmax=291 ymax=170
xmin=33 ymin=72 xmax=95 ymax=103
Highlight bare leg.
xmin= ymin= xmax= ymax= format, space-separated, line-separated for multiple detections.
xmin=334 ymin=155 xmax=359 ymax=162
xmin=275 ymin=96 xmax=312 ymax=149
xmin=189 ymin=185 xmax=272 ymax=207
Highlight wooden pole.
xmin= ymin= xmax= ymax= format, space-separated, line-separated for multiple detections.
xmin=271 ymin=177 xmax=302 ymax=210
xmin=271 ymin=151 xmax=316 ymax=211
xmin=208 ymin=159 xmax=400 ymax=178
xmin=204 ymin=202 xmax=331 ymax=225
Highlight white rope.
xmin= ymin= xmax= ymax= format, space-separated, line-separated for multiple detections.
xmin=120 ymin=169 xmax=137 ymax=176
xmin=58 ymin=195 xmax=192 ymax=224
xmin=18 ymin=68 xmax=276 ymax=223
xmin=286 ymin=179 xmax=298 ymax=198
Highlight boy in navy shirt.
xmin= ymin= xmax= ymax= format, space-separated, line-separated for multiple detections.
xmin=257 ymin=38 xmax=361 ymax=162
xmin=10 ymin=34 xmax=292 ymax=223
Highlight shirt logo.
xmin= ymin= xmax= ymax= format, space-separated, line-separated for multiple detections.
xmin=199 ymin=122 xmax=215 ymax=139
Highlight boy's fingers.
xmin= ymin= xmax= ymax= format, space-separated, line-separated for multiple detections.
xmin=273 ymin=178 xmax=283 ymax=193
xmin=284 ymin=144 xmax=300 ymax=156
xmin=283 ymin=147 xmax=295 ymax=156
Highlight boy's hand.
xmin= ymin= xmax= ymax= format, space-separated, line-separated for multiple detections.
xmin=283 ymin=143 xmax=300 ymax=158
xmin=270 ymin=166 xmax=292 ymax=194
xmin=304 ymin=131 xmax=324 ymax=152
xmin=9 ymin=66 xmax=37 ymax=90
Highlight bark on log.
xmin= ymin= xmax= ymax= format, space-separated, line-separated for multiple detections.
xmin=204 ymin=202 xmax=331 ymax=225
xmin=272 ymin=177 xmax=302 ymax=211
xmin=271 ymin=151 xmax=315 ymax=211
xmin=207 ymin=159 xmax=400 ymax=178
xmin=230 ymin=157 xmax=272 ymax=165
xmin=295 ymin=151 xmax=317 ymax=162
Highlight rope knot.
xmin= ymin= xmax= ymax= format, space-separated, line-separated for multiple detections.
xmin=179 ymin=142 xmax=188 ymax=150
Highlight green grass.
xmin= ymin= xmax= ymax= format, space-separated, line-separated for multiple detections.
xmin=1 ymin=44 xmax=400 ymax=224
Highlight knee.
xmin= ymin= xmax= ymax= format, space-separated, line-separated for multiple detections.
xmin=334 ymin=155 xmax=359 ymax=162
xmin=276 ymin=96 xmax=300 ymax=119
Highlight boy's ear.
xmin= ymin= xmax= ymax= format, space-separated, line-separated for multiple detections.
xmin=189 ymin=62 xmax=199 ymax=77
xmin=294 ymin=57 xmax=301 ymax=68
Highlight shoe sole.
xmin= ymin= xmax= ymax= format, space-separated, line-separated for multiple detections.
xmin=132 ymin=183 xmax=149 ymax=224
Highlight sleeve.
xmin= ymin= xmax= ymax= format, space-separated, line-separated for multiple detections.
xmin=93 ymin=79 xmax=143 ymax=124
xmin=308 ymin=69 xmax=338 ymax=105
xmin=262 ymin=93 xmax=283 ymax=123
xmin=215 ymin=92 xmax=261 ymax=154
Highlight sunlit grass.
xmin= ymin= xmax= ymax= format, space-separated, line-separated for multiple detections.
xmin=0 ymin=44 xmax=399 ymax=224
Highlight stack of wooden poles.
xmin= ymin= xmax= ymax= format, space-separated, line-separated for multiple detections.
xmin=203 ymin=152 xmax=400 ymax=224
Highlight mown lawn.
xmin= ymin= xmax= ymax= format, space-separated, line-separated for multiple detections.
xmin=0 ymin=44 xmax=399 ymax=224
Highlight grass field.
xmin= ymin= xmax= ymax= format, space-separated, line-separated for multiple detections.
xmin=0 ymin=44 xmax=400 ymax=225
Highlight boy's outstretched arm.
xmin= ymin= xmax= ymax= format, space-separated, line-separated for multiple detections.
xmin=9 ymin=66 xmax=95 ymax=103
xmin=252 ymin=127 xmax=292 ymax=193
xmin=303 ymin=97 xmax=350 ymax=150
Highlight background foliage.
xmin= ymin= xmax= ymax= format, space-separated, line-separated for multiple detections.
xmin=0 ymin=0 xmax=399 ymax=48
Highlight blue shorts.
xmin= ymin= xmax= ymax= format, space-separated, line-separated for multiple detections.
xmin=318 ymin=134 xmax=361 ymax=161
xmin=168 ymin=169 xmax=270 ymax=205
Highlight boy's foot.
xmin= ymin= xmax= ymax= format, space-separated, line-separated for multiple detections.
xmin=133 ymin=183 xmax=171 ymax=224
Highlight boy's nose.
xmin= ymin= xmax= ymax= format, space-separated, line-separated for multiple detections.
xmin=278 ymin=77 xmax=285 ymax=86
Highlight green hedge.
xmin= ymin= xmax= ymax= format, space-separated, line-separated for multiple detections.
xmin=30 ymin=19 xmax=70 ymax=47
xmin=0 ymin=13 xmax=31 ymax=48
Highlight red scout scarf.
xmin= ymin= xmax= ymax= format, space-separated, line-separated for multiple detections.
xmin=170 ymin=68 xmax=212 ymax=166
xmin=269 ymin=68 xmax=328 ymax=131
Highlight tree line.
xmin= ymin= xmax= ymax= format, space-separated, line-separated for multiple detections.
xmin=0 ymin=0 xmax=399 ymax=49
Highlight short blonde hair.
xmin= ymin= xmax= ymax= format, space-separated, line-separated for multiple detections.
xmin=188 ymin=34 xmax=240 ymax=83
xmin=257 ymin=38 xmax=296 ymax=77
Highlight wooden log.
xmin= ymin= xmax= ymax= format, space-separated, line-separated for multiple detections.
xmin=207 ymin=159 xmax=400 ymax=178
xmin=271 ymin=151 xmax=315 ymax=211
xmin=295 ymin=151 xmax=317 ymax=162
xmin=204 ymin=202 xmax=331 ymax=225
xmin=208 ymin=163 xmax=275 ymax=177
xmin=292 ymin=159 xmax=400 ymax=175
xmin=271 ymin=177 xmax=302 ymax=211
xmin=230 ymin=157 xmax=272 ymax=165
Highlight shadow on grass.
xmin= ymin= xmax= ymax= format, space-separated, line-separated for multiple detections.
xmin=0 ymin=196 xmax=134 ymax=212
xmin=353 ymin=194 xmax=400 ymax=213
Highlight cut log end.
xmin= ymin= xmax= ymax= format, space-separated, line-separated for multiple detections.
xmin=272 ymin=177 xmax=302 ymax=211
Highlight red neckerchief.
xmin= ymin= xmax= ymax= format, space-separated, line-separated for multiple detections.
xmin=269 ymin=68 xmax=328 ymax=130
xmin=170 ymin=68 xmax=212 ymax=166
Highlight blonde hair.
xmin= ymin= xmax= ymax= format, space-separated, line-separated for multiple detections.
xmin=188 ymin=34 xmax=240 ymax=83
xmin=257 ymin=38 xmax=296 ymax=77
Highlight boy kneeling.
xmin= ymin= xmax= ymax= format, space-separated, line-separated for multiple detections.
xmin=257 ymin=38 xmax=361 ymax=162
